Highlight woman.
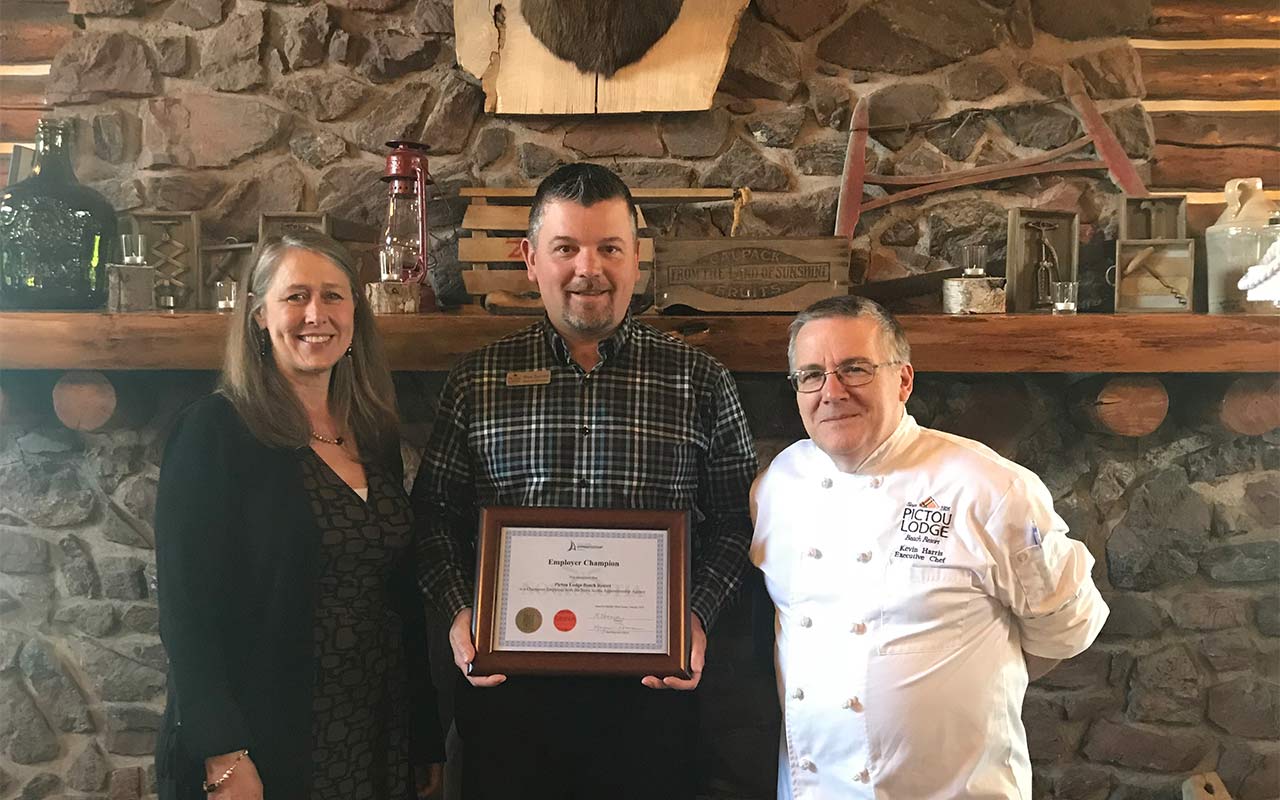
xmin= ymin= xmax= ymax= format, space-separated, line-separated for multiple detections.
xmin=155 ymin=230 xmax=444 ymax=799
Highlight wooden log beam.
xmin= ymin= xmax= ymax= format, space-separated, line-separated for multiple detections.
xmin=0 ymin=75 xmax=49 ymax=109
xmin=1151 ymin=143 xmax=1280 ymax=191
xmin=1184 ymin=375 xmax=1280 ymax=436
xmin=1152 ymin=111 xmax=1280 ymax=148
xmin=0 ymin=109 xmax=40 ymax=142
xmin=51 ymin=370 xmax=155 ymax=431
xmin=1140 ymin=49 xmax=1280 ymax=101
xmin=1220 ymin=376 xmax=1280 ymax=436
xmin=1149 ymin=1 xmax=1280 ymax=39
xmin=2 ymin=312 xmax=1280 ymax=373
xmin=1070 ymin=376 xmax=1170 ymax=437
xmin=0 ymin=1 xmax=74 ymax=64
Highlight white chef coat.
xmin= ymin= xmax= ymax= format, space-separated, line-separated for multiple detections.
xmin=751 ymin=413 xmax=1108 ymax=800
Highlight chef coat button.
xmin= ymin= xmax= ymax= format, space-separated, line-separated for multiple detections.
xmin=799 ymin=758 xmax=816 ymax=772
xmin=870 ymin=477 xmax=882 ymax=488
xmin=856 ymin=551 xmax=872 ymax=563
xmin=821 ymin=477 xmax=833 ymax=489
xmin=799 ymin=616 xmax=813 ymax=628
xmin=791 ymin=688 xmax=805 ymax=700
xmin=851 ymin=621 xmax=867 ymax=635
xmin=806 ymin=547 xmax=822 ymax=559
xmin=843 ymin=696 xmax=863 ymax=712
xmin=855 ymin=769 xmax=870 ymax=783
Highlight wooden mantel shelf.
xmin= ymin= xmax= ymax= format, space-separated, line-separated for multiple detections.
xmin=0 ymin=312 xmax=1277 ymax=373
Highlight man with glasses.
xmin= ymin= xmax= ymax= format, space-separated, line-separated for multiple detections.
xmin=750 ymin=295 xmax=1108 ymax=799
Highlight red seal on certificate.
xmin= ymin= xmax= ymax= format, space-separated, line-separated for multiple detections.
xmin=553 ymin=609 xmax=577 ymax=632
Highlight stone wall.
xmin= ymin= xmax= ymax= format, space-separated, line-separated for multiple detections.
xmin=0 ymin=370 xmax=1277 ymax=800
xmin=46 ymin=0 xmax=1154 ymax=308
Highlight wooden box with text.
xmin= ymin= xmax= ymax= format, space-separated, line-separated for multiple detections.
xmin=654 ymin=238 xmax=850 ymax=313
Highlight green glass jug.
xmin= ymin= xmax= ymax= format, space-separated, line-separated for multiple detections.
xmin=0 ymin=118 xmax=118 ymax=309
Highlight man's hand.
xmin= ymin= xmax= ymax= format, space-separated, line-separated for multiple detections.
xmin=641 ymin=614 xmax=705 ymax=691
xmin=205 ymin=751 xmax=262 ymax=799
xmin=449 ymin=607 xmax=506 ymax=687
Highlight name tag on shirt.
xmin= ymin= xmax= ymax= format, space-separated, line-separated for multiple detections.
xmin=506 ymin=369 xmax=552 ymax=387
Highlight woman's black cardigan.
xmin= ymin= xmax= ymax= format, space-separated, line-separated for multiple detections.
xmin=154 ymin=393 xmax=444 ymax=798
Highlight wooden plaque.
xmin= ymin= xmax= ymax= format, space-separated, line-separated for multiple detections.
xmin=654 ymin=238 xmax=850 ymax=313
xmin=471 ymin=506 xmax=690 ymax=679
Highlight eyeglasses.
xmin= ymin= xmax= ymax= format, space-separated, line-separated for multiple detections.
xmin=787 ymin=361 xmax=901 ymax=393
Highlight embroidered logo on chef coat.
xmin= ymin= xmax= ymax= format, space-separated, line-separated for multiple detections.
xmin=893 ymin=498 xmax=953 ymax=563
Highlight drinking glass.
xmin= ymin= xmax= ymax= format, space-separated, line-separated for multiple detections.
xmin=1051 ymin=280 xmax=1078 ymax=314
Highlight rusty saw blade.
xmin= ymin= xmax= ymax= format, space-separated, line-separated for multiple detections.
xmin=1062 ymin=64 xmax=1148 ymax=197
xmin=834 ymin=94 xmax=870 ymax=242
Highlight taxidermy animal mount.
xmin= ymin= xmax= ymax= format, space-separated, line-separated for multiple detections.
xmin=522 ymin=0 xmax=684 ymax=76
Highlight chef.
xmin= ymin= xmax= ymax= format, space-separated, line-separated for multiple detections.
xmin=750 ymin=296 xmax=1108 ymax=799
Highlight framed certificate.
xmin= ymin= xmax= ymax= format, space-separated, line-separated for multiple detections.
xmin=470 ymin=506 xmax=691 ymax=678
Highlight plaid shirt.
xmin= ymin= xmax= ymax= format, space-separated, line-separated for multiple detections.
xmin=411 ymin=315 xmax=757 ymax=630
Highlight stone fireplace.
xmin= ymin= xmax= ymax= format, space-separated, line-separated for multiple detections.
xmin=0 ymin=0 xmax=1277 ymax=797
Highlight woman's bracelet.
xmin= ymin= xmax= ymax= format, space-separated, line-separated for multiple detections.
xmin=203 ymin=749 xmax=249 ymax=794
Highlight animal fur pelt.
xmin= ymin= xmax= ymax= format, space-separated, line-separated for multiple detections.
xmin=522 ymin=0 xmax=684 ymax=76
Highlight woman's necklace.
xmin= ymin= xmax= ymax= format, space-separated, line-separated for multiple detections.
xmin=310 ymin=430 xmax=345 ymax=446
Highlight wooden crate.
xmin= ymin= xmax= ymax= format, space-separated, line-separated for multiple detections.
xmin=653 ymin=238 xmax=850 ymax=313
xmin=457 ymin=186 xmax=734 ymax=304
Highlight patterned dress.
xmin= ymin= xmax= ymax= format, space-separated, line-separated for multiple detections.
xmin=300 ymin=450 xmax=414 ymax=800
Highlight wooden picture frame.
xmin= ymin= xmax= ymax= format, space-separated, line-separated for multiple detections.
xmin=471 ymin=506 xmax=690 ymax=679
xmin=1005 ymin=209 xmax=1079 ymax=313
xmin=1111 ymin=239 xmax=1196 ymax=313
xmin=130 ymin=212 xmax=203 ymax=310
xmin=1119 ymin=195 xmax=1187 ymax=241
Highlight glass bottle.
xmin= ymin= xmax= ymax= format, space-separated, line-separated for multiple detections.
xmin=0 ymin=119 xmax=118 ymax=310
xmin=380 ymin=191 xmax=424 ymax=283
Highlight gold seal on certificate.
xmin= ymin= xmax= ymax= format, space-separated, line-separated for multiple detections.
xmin=470 ymin=507 xmax=691 ymax=678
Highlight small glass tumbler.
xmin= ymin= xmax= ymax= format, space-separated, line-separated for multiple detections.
xmin=215 ymin=279 xmax=238 ymax=312
xmin=120 ymin=234 xmax=147 ymax=265
xmin=961 ymin=244 xmax=988 ymax=277
xmin=1051 ymin=280 xmax=1078 ymax=314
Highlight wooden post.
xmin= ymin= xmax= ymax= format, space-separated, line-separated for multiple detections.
xmin=1070 ymin=376 xmax=1169 ymax=437
xmin=1184 ymin=375 xmax=1280 ymax=436
xmin=51 ymin=371 xmax=155 ymax=432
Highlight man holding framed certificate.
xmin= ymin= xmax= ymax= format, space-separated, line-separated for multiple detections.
xmin=411 ymin=163 xmax=757 ymax=799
